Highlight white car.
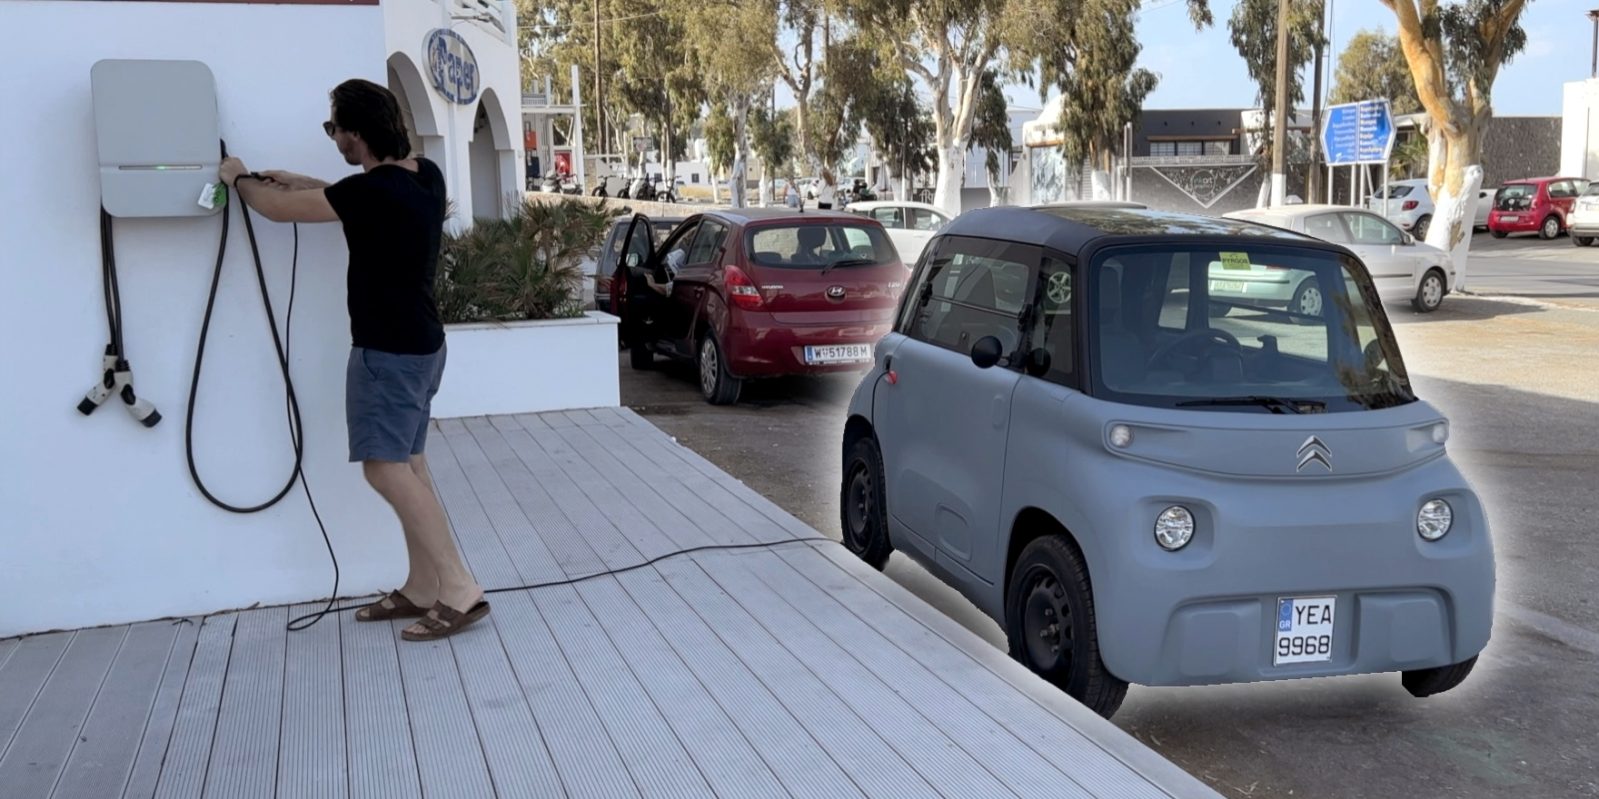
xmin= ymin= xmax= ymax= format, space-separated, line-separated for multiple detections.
xmin=1223 ymin=204 xmax=1455 ymax=313
xmin=843 ymin=200 xmax=952 ymax=264
xmin=1368 ymin=178 xmax=1495 ymax=237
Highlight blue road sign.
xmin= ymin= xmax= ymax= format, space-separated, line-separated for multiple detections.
xmin=1322 ymin=99 xmax=1395 ymax=166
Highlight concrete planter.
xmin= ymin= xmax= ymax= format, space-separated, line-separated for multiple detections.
xmin=430 ymin=311 xmax=620 ymax=418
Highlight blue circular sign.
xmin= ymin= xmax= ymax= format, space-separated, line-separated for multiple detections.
xmin=425 ymin=29 xmax=479 ymax=105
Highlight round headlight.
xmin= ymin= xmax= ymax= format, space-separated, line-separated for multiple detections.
xmin=1155 ymin=506 xmax=1195 ymax=551
xmin=1431 ymin=422 xmax=1449 ymax=445
xmin=1417 ymin=499 xmax=1454 ymax=541
xmin=1110 ymin=424 xmax=1134 ymax=449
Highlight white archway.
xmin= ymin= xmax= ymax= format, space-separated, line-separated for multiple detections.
xmin=386 ymin=52 xmax=443 ymax=163
xmin=470 ymin=87 xmax=518 ymax=219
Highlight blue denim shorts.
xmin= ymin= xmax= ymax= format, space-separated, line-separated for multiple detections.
xmin=346 ymin=344 xmax=446 ymax=463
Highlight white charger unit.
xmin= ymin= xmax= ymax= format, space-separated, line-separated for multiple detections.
xmin=91 ymin=59 xmax=221 ymax=218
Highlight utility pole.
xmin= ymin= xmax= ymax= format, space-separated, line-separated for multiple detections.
xmin=1589 ymin=9 xmax=1599 ymax=77
xmin=593 ymin=0 xmax=605 ymax=158
xmin=1270 ymin=0 xmax=1291 ymax=206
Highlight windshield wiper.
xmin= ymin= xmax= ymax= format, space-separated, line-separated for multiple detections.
xmin=1175 ymin=395 xmax=1325 ymax=414
xmin=820 ymin=258 xmax=877 ymax=275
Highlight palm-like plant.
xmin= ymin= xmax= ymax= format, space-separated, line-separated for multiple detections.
xmin=435 ymin=196 xmax=612 ymax=323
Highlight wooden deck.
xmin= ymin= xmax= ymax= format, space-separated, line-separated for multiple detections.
xmin=0 ymin=408 xmax=1218 ymax=799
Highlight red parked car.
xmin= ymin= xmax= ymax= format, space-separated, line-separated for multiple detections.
xmin=1488 ymin=176 xmax=1590 ymax=239
xmin=613 ymin=209 xmax=909 ymax=404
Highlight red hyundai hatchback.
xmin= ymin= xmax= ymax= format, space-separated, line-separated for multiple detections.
xmin=613 ymin=209 xmax=909 ymax=404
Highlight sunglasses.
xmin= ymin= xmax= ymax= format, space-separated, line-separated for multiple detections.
xmin=322 ymin=121 xmax=338 ymax=138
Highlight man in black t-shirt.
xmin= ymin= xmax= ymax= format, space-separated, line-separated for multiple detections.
xmin=221 ymin=79 xmax=488 ymax=641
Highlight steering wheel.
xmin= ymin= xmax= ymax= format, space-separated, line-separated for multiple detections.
xmin=1145 ymin=327 xmax=1242 ymax=373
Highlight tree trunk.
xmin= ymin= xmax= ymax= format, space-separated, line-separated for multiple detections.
xmin=934 ymin=143 xmax=966 ymax=215
xmin=1424 ymin=125 xmax=1484 ymax=289
xmin=795 ymin=99 xmax=813 ymax=177
xmin=1256 ymin=177 xmax=1271 ymax=208
xmin=731 ymin=98 xmax=751 ymax=209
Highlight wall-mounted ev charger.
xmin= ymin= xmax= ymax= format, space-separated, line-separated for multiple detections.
xmin=91 ymin=59 xmax=221 ymax=218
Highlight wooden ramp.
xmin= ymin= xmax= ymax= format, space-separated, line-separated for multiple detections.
xmin=0 ymin=409 xmax=1218 ymax=799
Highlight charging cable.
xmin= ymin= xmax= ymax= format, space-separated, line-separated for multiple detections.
xmin=77 ymin=208 xmax=161 ymax=426
xmin=186 ymin=141 xmax=339 ymax=632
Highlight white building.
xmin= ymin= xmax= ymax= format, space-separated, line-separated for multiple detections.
xmin=1561 ymin=78 xmax=1599 ymax=179
xmin=1 ymin=0 xmax=524 ymax=638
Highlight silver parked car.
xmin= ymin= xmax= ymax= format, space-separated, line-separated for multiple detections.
xmin=840 ymin=205 xmax=1494 ymax=718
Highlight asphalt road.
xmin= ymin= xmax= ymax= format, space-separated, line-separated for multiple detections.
xmin=622 ymin=245 xmax=1599 ymax=799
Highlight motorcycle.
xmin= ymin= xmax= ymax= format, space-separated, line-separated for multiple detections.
xmin=627 ymin=175 xmax=654 ymax=201
xmin=647 ymin=175 xmax=677 ymax=203
xmin=539 ymin=173 xmax=562 ymax=193
xmin=558 ymin=173 xmax=582 ymax=195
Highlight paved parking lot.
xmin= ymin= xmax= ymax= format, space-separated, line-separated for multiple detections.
xmin=621 ymin=244 xmax=1598 ymax=799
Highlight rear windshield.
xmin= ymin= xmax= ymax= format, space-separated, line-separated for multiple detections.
xmin=1583 ymin=183 xmax=1599 ymax=196
xmin=1499 ymin=184 xmax=1535 ymax=199
xmin=747 ymin=223 xmax=899 ymax=269
xmin=1090 ymin=244 xmax=1414 ymax=413
xmin=1379 ymin=185 xmax=1415 ymax=198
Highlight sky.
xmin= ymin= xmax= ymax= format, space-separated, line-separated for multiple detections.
xmin=772 ymin=0 xmax=1596 ymax=117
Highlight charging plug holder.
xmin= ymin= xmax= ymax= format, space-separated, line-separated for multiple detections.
xmin=91 ymin=59 xmax=221 ymax=218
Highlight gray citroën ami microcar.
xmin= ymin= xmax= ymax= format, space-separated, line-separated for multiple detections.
xmin=840 ymin=206 xmax=1494 ymax=718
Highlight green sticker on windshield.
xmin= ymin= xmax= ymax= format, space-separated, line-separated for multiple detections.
xmin=1220 ymin=251 xmax=1252 ymax=270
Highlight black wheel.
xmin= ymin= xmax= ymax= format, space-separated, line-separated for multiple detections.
xmin=1491 ymin=229 xmax=1508 ymax=239
xmin=698 ymin=333 xmax=742 ymax=405
xmin=1004 ymin=535 xmax=1128 ymax=718
xmin=1539 ymin=215 xmax=1561 ymax=240
xmin=1207 ymin=302 xmax=1232 ymax=319
xmin=1289 ymin=277 xmax=1323 ymax=325
xmin=1411 ymin=268 xmax=1447 ymax=313
xmin=1413 ymin=215 xmax=1432 ymax=240
xmin=1574 ymin=235 xmax=1594 ymax=247
xmin=1402 ymin=655 xmax=1478 ymax=697
xmin=840 ymin=436 xmax=892 ymax=570
xmin=629 ymin=342 xmax=654 ymax=370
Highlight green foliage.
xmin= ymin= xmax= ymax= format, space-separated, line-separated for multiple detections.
xmin=751 ymin=105 xmax=797 ymax=176
xmin=435 ymin=196 xmax=611 ymax=323
xmin=970 ymin=69 xmax=1013 ymax=178
xmin=1228 ymin=0 xmax=1326 ymax=112
xmin=857 ymin=77 xmax=935 ymax=181
xmin=1390 ymin=133 xmax=1429 ymax=179
xmin=1435 ymin=0 xmax=1528 ymax=103
xmin=1034 ymin=0 xmax=1159 ymax=173
xmin=704 ymin=104 xmax=736 ymax=175
xmin=1329 ymin=30 xmax=1421 ymax=114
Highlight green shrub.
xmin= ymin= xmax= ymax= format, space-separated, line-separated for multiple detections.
xmin=435 ymin=196 xmax=613 ymax=323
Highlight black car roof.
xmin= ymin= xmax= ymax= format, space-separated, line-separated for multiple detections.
xmin=942 ymin=205 xmax=1312 ymax=254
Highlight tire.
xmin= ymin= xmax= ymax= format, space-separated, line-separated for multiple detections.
xmin=1491 ymin=229 xmax=1508 ymax=239
xmin=1402 ymin=655 xmax=1478 ymax=698
xmin=1289 ymin=277 xmax=1323 ymax=325
xmin=697 ymin=333 xmax=742 ymax=405
xmin=1207 ymin=302 xmax=1232 ymax=319
xmin=840 ymin=436 xmax=893 ymax=570
xmin=629 ymin=342 xmax=654 ymax=370
xmin=1539 ymin=215 xmax=1561 ymax=240
xmin=1413 ymin=215 xmax=1432 ymax=240
xmin=1574 ymin=235 xmax=1594 ymax=247
xmin=1004 ymin=535 xmax=1128 ymax=718
xmin=1411 ymin=268 xmax=1447 ymax=313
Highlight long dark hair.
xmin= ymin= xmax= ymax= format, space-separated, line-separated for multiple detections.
xmin=330 ymin=79 xmax=412 ymax=161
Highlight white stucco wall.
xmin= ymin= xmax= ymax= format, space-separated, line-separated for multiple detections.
xmin=384 ymin=0 xmax=523 ymax=223
xmin=0 ymin=0 xmax=523 ymax=638
xmin=1561 ymin=79 xmax=1599 ymax=180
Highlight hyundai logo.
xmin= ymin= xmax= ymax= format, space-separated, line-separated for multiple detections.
xmin=1296 ymin=436 xmax=1332 ymax=472
xmin=827 ymin=285 xmax=846 ymax=300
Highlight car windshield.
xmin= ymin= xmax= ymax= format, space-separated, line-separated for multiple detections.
xmin=1584 ymin=183 xmax=1599 ymax=197
xmin=747 ymin=223 xmax=899 ymax=269
xmin=1089 ymin=243 xmax=1414 ymax=413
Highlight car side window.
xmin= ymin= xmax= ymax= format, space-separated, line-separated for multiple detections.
xmin=1304 ymin=213 xmax=1350 ymax=243
xmin=660 ymin=222 xmax=698 ymax=268
xmin=900 ymin=236 xmax=1037 ymax=360
xmin=687 ymin=220 xmax=728 ymax=265
xmin=871 ymin=207 xmax=905 ymax=228
xmin=1342 ymin=213 xmax=1403 ymax=245
xmin=909 ymin=208 xmax=947 ymax=231
xmin=1022 ymin=256 xmax=1075 ymax=387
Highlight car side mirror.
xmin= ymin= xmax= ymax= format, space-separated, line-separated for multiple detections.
xmin=1401 ymin=232 xmax=1415 ymax=246
xmin=625 ymin=252 xmax=641 ymax=268
xmin=971 ymin=336 xmax=1003 ymax=369
xmin=1364 ymin=339 xmax=1386 ymax=370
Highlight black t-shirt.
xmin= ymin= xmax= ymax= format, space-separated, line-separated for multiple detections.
xmin=324 ymin=158 xmax=447 ymax=355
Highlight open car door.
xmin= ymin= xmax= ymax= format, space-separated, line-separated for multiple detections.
xmin=613 ymin=214 xmax=656 ymax=346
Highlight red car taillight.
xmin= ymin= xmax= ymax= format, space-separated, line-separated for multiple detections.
xmin=725 ymin=265 xmax=764 ymax=310
xmin=1402 ymin=200 xmax=1419 ymax=211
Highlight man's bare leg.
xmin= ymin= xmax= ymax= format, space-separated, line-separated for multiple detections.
xmin=364 ymin=460 xmax=483 ymax=614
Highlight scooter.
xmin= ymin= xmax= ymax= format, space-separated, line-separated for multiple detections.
xmin=627 ymin=175 xmax=653 ymax=201
xmin=558 ymin=173 xmax=582 ymax=195
xmin=539 ymin=173 xmax=561 ymax=193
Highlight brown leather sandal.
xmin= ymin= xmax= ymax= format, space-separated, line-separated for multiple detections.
xmin=401 ymin=600 xmax=491 ymax=641
xmin=354 ymin=590 xmax=427 ymax=622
